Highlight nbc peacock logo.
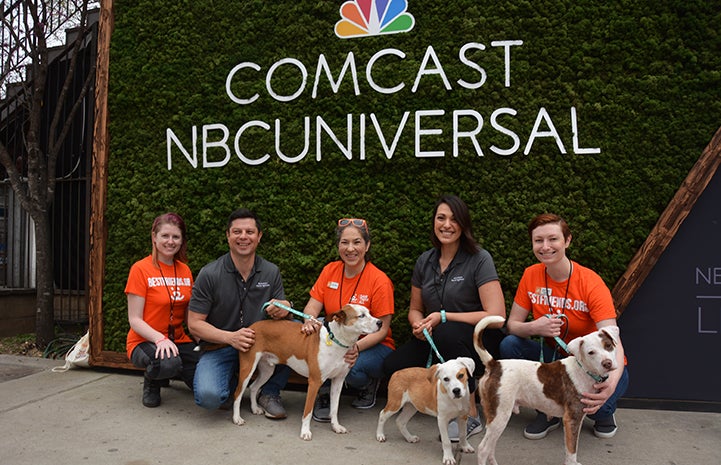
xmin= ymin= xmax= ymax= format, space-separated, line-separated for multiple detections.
xmin=335 ymin=0 xmax=415 ymax=39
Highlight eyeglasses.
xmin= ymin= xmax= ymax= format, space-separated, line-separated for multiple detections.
xmin=338 ymin=218 xmax=368 ymax=231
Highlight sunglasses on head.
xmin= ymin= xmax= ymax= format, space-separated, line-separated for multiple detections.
xmin=338 ymin=218 xmax=368 ymax=230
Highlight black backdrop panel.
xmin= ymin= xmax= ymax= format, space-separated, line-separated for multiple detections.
xmin=620 ymin=168 xmax=721 ymax=403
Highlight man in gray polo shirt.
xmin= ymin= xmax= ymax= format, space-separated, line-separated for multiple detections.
xmin=188 ymin=208 xmax=292 ymax=419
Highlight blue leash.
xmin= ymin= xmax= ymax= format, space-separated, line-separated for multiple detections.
xmin=423 ymin=328 xmax=445 ymax=367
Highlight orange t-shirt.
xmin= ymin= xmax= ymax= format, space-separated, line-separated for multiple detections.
xmin=309 ymin=261 xmax=395 ymax=350
xmin=125 ymin=256 xmax=194 ymax=357
xmin=514 ymin=261 xmax=617 ymax=348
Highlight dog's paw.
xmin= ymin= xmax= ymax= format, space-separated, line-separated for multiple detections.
xmin=460 ymin=443 xmax=475 ymax=454
xmin=332 ymin=424 xmax=348 ymax=434
xmin=442 ymin=455 xmax=457 ymax=465
xmin=300 ymin=430 xmax=312 ymax=441
xmin=251 ymin=406 xmax=265 ymax=415
xmin=406 ymin=435 xmax=420 ymax=443
xmin=232 ymin=415 xmax=245 ymax=426
xmin=376 ymin=434 xmax=387 ymax=442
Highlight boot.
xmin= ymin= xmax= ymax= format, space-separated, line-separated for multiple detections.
xmin=142 ymin=375 xmax=161 ymax=408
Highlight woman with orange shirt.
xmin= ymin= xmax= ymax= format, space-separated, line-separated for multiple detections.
xmin=125 ymin=213 xmax=199 ymax=407
xmin=300 ymin=218 xmax=395 ymax=420
xmin=501 ymin=213 xmax=629 ymax=439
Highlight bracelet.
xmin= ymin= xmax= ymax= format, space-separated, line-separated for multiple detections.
xmin=154 ymin=336 xmax=168 ymax=344
xmin=440 ymin=309 xmax=447 ymax=323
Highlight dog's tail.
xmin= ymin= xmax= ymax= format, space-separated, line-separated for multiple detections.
xmin=473 ymin=315 xmax=506 ymax=365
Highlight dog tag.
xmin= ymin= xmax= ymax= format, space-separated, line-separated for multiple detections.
xmin=325 ymin=335 xmax=333 ymax=346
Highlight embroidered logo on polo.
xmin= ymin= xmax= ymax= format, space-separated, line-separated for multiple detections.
xmin=335 ymin=0 xmax=415 ymax=39
xmin=256 ymin=281 xmax=271 ymax=288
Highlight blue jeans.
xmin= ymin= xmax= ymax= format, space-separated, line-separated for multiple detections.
xmin=499 ymin=334 xmax=630 ymax=421
xmin=344 ymin=344 xmax=393 ymax=389
xmin=193 ymin=345 xmax=291 ymax=410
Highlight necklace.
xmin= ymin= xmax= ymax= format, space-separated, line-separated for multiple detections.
xmin=338 ymin=262 xmax=367 ymax=309
xmin=544 ymin=258 xmax=573 ymax=315
xmin=157 ymin=260 xmax=178 ymax=341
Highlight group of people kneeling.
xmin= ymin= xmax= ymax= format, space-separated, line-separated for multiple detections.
xmin=125 ymin=195 xmax=629 ymax=443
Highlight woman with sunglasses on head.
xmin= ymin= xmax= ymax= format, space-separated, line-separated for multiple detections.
xmin=300 ymin=218 xmax=395 ymax=421
xmin=382 ymin=194 xmax=506 ymax=441
xmin=126 ymin=212 xmax=199 ymax=408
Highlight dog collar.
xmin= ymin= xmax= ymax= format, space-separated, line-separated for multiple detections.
xmin=323 ymin=320 xmax=350 ymax=348
xmin=576 ymin=359 xmax=609 ymax=383
xmin=551 ymin=332 xmax=609 ymax=383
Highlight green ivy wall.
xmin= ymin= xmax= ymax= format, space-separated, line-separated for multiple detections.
xmin=102 ymin=0 xmax=721 ymax=352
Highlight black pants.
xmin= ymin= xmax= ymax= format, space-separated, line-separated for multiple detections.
xmin=383 ymin=321 xmax=505 ymax=384
xmin=131 ymin=341 xmax=199 ymax=390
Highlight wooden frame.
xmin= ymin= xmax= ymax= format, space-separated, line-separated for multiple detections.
xmin=85 ymin=0 xmax=721 ymax=368
xmin=612 ymin=125 xmax=721 ymax=315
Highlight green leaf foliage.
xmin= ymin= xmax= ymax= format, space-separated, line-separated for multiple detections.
xmin=102 ymin=0 xmax=721 ymax=351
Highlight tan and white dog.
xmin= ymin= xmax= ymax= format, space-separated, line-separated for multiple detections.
xmin=473 ymin=315 xmax=620 ymax=465
xmin=376 ymin=357 xmax=477 ymax=465
xmin=232 ymin=303 xmax=381 ymax=440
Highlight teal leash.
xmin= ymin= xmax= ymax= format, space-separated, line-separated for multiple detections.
xmin=261 ymin=301 xmax=321 ymax=324
xmin=423 ymin=328 xmax=445 ymax=367
xmin=262 ymin=301 xmax=349 ymax=348
xmin=539 ymin=315 xmax=608 ymax=383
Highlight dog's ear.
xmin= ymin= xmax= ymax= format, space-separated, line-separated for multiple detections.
xmin=567 ymin=337 xmax=583 ymax=356
xmin=332 ymin=309 xmax=347 ymax=324
xmin=599 ymin=326 xmax=620 ymax=346
xmin=457 ymin=357 xmax=476 ymax=376
xmin=428 ymin=365 xmax=439 ymax=382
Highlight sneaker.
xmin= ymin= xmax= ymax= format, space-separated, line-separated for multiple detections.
xmin=257 ymin=393 xmax=287 ymax=420
xmin=593 ymin=414 xmax=617 ymax=438
xmin=312 ymin=391 xmax=331 ymax=422
xmin=352 ymin=378 xmax=380 ymax=409
xmin=445 ymin=416 xmax=483 ymax=443
xmin=524 ymin=412 xmax=560 ymax=439
xmin=142 ymin=376 xmax=161 ymax=408
xmin=447 ymin=419 xmax=460 ymax=443
xmin=466 ymin=415 xmax=484 ymax=438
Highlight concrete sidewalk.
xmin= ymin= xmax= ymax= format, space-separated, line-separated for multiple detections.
xmin=1 ymin=354 xmax=719 ymax=465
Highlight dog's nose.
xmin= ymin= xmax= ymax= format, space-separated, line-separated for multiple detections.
xmin=453 ymin=387 xmax=461 ymax=398
xmin=375 ymin=320 xmax=382 ymax=329
xmin=602 ymin=359 xmax=613 ymax=370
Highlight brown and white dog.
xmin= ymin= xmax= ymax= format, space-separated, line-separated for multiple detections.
xmin=376 ymin=357 xmax=477 ymax=465
xmin=232 ymin=303 xmax=381 ymax=440
xmin=473 ymin=315 xmax=619 ymax=465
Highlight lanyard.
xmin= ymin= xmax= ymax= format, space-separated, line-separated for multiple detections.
xmin=157 ymin=260 xmax=177 ymax=341
xmin=338 ymin=262 xmax=366 ymax=308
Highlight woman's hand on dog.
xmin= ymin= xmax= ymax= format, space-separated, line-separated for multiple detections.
xmin=343 ymin=343 xmax=360 ymax=367
xmin=581 ymin=378 xmax=616 ymax=414
xmin=301 ymin=319 xmax=321 ymax=335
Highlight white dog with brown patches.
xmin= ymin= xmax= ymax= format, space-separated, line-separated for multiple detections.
xmin=231 ymin=304 xmax=381 ymax=440
xmin=376 ymin=357 xmax=476 ymax=465
xmin=473 ymin=315 xmax=619 ymax=465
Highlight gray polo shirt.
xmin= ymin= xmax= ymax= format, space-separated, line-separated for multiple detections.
xmin=412 ymin=247 xmax=499 ymax=314
xmin=189 ymin=253 xmax=286 ymax=331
